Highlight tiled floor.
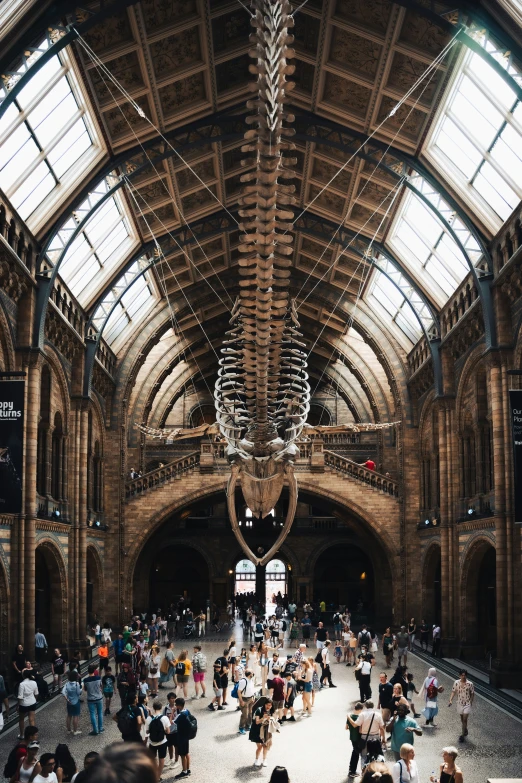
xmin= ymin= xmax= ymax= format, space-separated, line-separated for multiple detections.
xmin=1 ymin=631 xmax=521 ymax=783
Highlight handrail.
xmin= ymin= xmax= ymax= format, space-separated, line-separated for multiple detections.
xmin=324 ymin=450 xmax=399 ymax=497
xmin=125 ymin=452 xmax=200 ymax=498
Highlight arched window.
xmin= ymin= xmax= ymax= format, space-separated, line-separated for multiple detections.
xmin=235 ymin=559 xmax=256 ymax=594
xmin=51 ymin=411 xmax=65 ymax=500
xmin=460 ymin=414 xmax=476 ymax=499
xmin=37 ymin=365 xmax=51 ymax=496
xmin=93 ymin=441 xmax=102 ymax=513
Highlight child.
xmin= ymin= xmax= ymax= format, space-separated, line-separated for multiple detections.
xmin=342 ymin=628 xmax=351 ymax=662
xmin=240 ymin=648 xmax=247 ymax=667
xmin=208 ymin=662 xmax=224 ymax=711
xmin=281 ymin=672 xmax=297 ymax=722
xmin=349 ymin=631 xmax=358 ymax=665
xmin=406 ymin=672 xmax=421 ymax=717
xmin=102 ymin=665 xmax=116 ymax=715
xmin=334 ymin=641 xmax=343 ymax=663
xmin=163 ymin=691 xmax=179 ymax=766
xmin=227 ymin=639 xmax=237 ymax=680
xmin=139 ymin=672 xmax=149 ymax=697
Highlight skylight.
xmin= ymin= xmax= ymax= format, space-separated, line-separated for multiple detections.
xmin=386 ymin=183 xmax=482 ymax=308
xmin=426 ymin=41 xmax=522 ymax=231
xmin=0 ymin=43 xmax=102 ymax=228
xmin=46 ymin=178 xmax=138 ymax=308
xmin=99 ymin=259 xmax=158 ymax=350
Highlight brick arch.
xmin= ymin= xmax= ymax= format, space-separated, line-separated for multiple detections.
xmin=421 ymin=539 xmax=441 ymax=625
xmin=35 ymin=538 xmax=68 ymax=645
xmin=41 ymin=344 xmax=71 ymax=430
xmin=454 ymin=345 xmax=488 ymax=432
xmin=460 ymin=534 xmax=496 ymax=645
xmin=86 ymin=544 xmax=105 ymax=624
xmin=0 ymin=297 xmax=15 ymax=371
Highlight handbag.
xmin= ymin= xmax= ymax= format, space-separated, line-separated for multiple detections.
xmin=357 ymin=712 xmax=375 ymax=752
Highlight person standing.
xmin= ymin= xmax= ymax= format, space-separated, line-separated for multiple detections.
xmin=12 ymin=739 xmax=40 ymax=782
xmin=208 ymin=662 xmax=225 ymax=711
xmin=355 ymin=653 xmax=373 ymax=701
xmin=148 ymin=644 xmax=161 ymax=697
xmin=102 ymin=666 xmax=116 ymax=716
xmin=269 ymin=667 xmax=286 ymax=721
xmin=392 ymin=743 xmax=419 ymax=783
xmin=159 ymin=641 xmax=175 ymax=689
xmin=358 ymin=625 xmax=371 ymax=650
xmin=407 ymin=619 xmax=416 ymax=651
xmin=432 ymin=625 xmax=442 ymax=657
xmin=319 ymin=640 xmax=336 ymax=688
xmin=419 ymin=620 xmax=430 ymax=651
xmin=249 ymin=698 xmax=276 ymax=767
xmin=281 ymin=672 xmax=296 ymax=722
xmin=191 ymin=644 xmax=207 ymax=699
xmin=31 ymin=752 xmax=59 ymax=783
xmin=174 ymin=650 xmax=191 ymax=699
xmin=430 ymin=746 xmax=464 ymax=783
xmin=51 ymin=649 xmax=65 ymax=691
xmin=238 ymin=669 xmax=256 ymax=734
xmin=144 ymin=699 xmax=170 ymax=780
xmin=82 ymin=663 xmax=103 ymax=736
xmin=301 ymin=614 xmax=312 ymax=647
xmin=62 ymin=671 xmax=82 ymax=736
xmin=396 ymin=627 xmax=409 ymax=666
xmin=346 ymin=700 xmax=385 ymax=756
xmin=382 ymin=628 xmax=394 ymax=669
xmin=34 ymin=630 xmax=48 ymax=665
xmin=387 ymin=704 xmax=422 ymax=761
xmin=114 ymin=691 xmax=143 ymax=743
xmin=345 ymin=701 xmax=364 ymax=778
xmin=113 ymin=634 xmax=125 ymax=675
xmin=448 ymin=670 xmax=474 ymax=742
xmin=17 ymin=670 xmax=38 ymax=739
xmin=98 ymin=641 xmax=109 ymax=673
xmin=378 ymin=672 xmax=394 ymax=722
xmin=314 ymin=621 xmax=328 ymax=650
xmin=172 ymin=697 xmax=194 ymax=780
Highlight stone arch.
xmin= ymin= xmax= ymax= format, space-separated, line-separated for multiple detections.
xmin=42 ymin=344 xmax=71 ymax=428
xmin=0 ymin=297 xmax=15 ymax=371
xmin=35 ymin=539 xmax=68 ymax=646
xmin=86 ymin=545 xmax=105 ymax=625
xmin=307 ymin=403 xmax=333 ymax=426
xmin=460 ymin=535 xmax=497 ymax=652
xmin=421 ymin=540 xmax=441 ymax=625
xmin=454 ymin=345 xmax=488 ymax=431
xmin=0 ymin=556 xmax=9 ymax=670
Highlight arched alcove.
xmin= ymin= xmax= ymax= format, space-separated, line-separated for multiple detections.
xmin=87 ymin=546 xmax=103 ymax=625
xmin=422 ymin=543 xmax=441 ymax=625
xmin=35 ymin=542 xmax=66 ymax=646
xmin=461 ymin=539 xmax=497 ymax=654
xmin=313 ymin=544 xmax=374 ymax=613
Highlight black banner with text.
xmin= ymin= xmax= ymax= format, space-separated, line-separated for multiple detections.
xmin=0 ymin=380 xmax=24 ymax=514
xmin=509 ymin=390 xmax=522 ymax=524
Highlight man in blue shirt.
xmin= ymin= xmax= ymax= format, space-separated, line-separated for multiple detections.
xmin=83 ymin=663 xmax=104 ymax=735
xmin=387 ymin=704 xmax=422 ymax=760
xmin=113 ymin=634 xmax=125 ymax=675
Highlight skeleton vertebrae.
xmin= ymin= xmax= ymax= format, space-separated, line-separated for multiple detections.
xmin=214 ymin=0 xmax=310 ymax=483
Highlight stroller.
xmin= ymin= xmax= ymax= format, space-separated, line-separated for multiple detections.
xmin=184 ymin=621 xmax=195 ymax=638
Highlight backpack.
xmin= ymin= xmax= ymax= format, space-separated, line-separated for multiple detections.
xmin=117 ymin=706 xmax=137 ymax=736
xmin=281 ymin=620 xmax=287 ymax=631
xmin=360 ymin=631 xmax=370 ymax=646
xmin=149 ymin=714 xmax=166 ymax=743
xmin=195 ymin=652 xmax=207 ymax=673
xmin=185 ymin=711 xmax=198 ymax=739
xmin=4 ymin=743 xmax=23 ymax=778
xmin=175 ymin=661 xmax=186 ymax=675
xmin=256 ymin=622 xmax=263 ymax=634
xmin=426 ymin=678 xmax=437 ymax=699
xmin=314 ymin=651 xmax=322 ymax=664
xmin=333 ymin=613 xmax=340 ymax=624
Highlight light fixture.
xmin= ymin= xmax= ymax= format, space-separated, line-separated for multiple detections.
xmin=52 ymin=509 xmax=60 ymax=519
xmin=228 ymin=569 xmax=233 ymax=575
xmin=360 ymin=571 xmax=366 ymax=580
xmin=424 ymin=519 xmax=430 ymax=526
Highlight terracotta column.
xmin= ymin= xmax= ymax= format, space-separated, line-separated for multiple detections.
xmin=438 ymin=403 xmax=450 ymax=638
xmin=501 ymin=360 xmax=514 ymax=658
xmin=489 ymin=359 xmax=507 ymax=649
xmin=78 ymin=403 xmax=89 ymax=637
xmin=23 ymin=355 xmax=42 ymax=656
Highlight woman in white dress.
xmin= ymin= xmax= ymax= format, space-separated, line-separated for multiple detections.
xmin=148 ymin=644 xmax=161 ymax=697
xmin=247 ymin=643 xmax=260 ymax=685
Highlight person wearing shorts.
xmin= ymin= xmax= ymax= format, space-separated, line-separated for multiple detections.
xmin=173 ymin=697 xmax=192 ymax=777
xmin=449 ymin=670 xmax=474 ymax=742
xmin=145 ymin=699 xmax=170 ymax=778
xmin=208 ymin=663 xmax=224 ymax=711
xmin=174 ymin=652 xmax=191 ymax=699
xmin=301 ymin=615 xmax=311 ymax=646
xmin=17 ymin=671 xmax=38 ymax=738
xmin=163 ymin=692 xmax=179 ymax=766
xmin=282 ymin=672 xmax=296 ymax=722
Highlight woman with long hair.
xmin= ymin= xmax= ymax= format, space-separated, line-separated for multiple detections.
xmin=269 ymin=767 xmax=290 ymax=783
xmin=300 ymin=659 xmax=313 ymax=716
xmin=249 ymin=698 xmax=275 ymax=767
xmin=391 ymin=683 xmax=409 ymax=715
xmin=174 ymin=650 xmax=191 ymax=699
xmin=147 ymin=644 xmax=161 ymax=697
xmin=54 ymin=744 xmax=77 ymax=782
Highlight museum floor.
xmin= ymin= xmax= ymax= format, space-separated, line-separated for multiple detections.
xmin=1 ymin=633 xmax=520 ymax=783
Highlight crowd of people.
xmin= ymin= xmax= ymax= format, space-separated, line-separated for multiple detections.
xmin=2 ymin=604 xmax=476 ymax=782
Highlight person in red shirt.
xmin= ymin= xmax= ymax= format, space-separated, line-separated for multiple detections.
xmin=269 ymin=668 xmax=286 ymax=722
xmin=363 ymin=457 xmax=376 ymax=471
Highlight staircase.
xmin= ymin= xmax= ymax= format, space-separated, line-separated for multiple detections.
xmin=323 ymin=450 xmax=399 ymax=496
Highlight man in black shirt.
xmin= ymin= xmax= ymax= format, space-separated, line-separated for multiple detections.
xmin=314 ymin=622 xmax=328 ymax=650
xmin=419 ymin=619 xmax=430 ymax=651
xmin=378 ymin=671 xmax=394 ymax=722
xmin=282 ymin=655 xmax=297 ymax=676
xmin=214 ymin=650 xmax=230 ymax=705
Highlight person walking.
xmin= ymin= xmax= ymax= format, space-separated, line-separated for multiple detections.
xmin=62 ymin=671 xmax=82 ymax=736
xmin=17 ymin=670 xmax=38 ymax=740
xmin=378 ymin=672 xmax=394 ymax=722
xmin=407 ymin=619 xmax=417 ymax=651
xmin=319 ymin=640 xmax=337 ymax=688
xmin=82 ymin=663 xmax=104 ymax=736
xmin=387 ymin=704 xmax=422 ymax=761
xmin=102 ymin=666 xmax=116 ymax=715
xmin=314 ymin=621 xmax=328 ymax=650
xmin=345 ymin=701 xmax=364 ymax=778
xmin=301 ymin=614 xmax=311 ymax=647
xmin=249 ymin=698 xmax=277 ymax=767
xmin=355 ymin=652 xmax=373 ymax=701
xmin=392 ymin=743 xmax=419 ymax=783
xmin=396 ymin=627 xmax=409 ymax=666
xmin=420 ymin=666 xmax=444 ymax=726
xmin=12 ymin=739 xmax=40 ymax=782
xmin=144 ymin=698 xmax=170 ymax=780
xmin=346 ymin=699 xmax=385 ymax=756
xmin=191 ymin=644 xmax=207 ymax=699
xmin=238 ymin=669 xmax=256 ymax=734
xmin=430 ymin=746 xmax=464 ymax=783
xmin=51 ymin=649 xmax=65 ymax=691
xmin=432 ymin=625 xmax=442 ymax=657
xmin=172 ymin=697 xmax=194 ymax=780
xmin=300 ymin=659 xmax=313 ymax=716
xmin=34 ymin=630 xmax=48 ymax=665
xmin=448 ymin=670 xmax=474 ymax=742
xmin=419 ymin=620 xmax=430 ymax=651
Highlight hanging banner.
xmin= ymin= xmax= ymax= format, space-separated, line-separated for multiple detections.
xmin=509 ymin=390 xmax=522 ymax=524
xmin=0 ymin=380 xmax=24 ymax=514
